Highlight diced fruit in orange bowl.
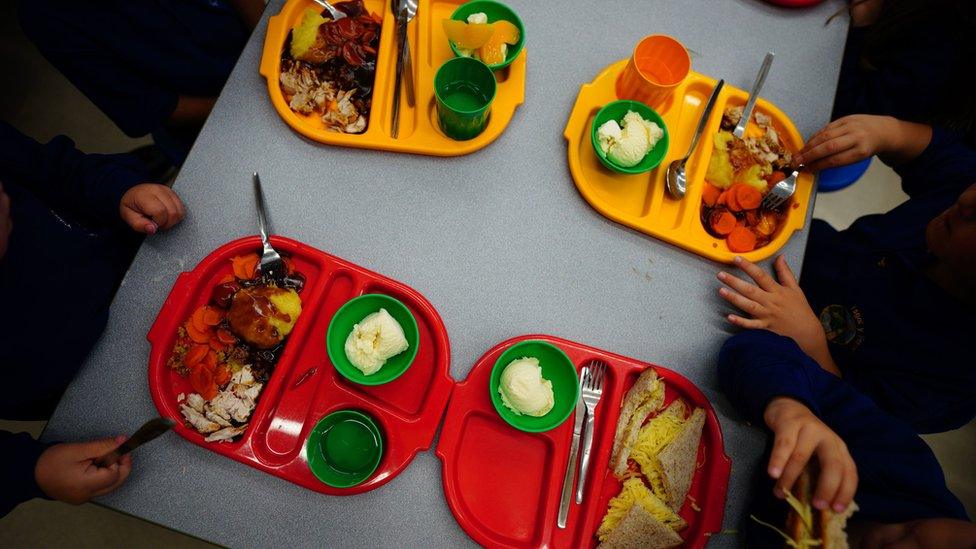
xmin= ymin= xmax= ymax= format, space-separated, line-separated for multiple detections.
xmin=442 ymin=19 xmax=494 ymax=49
xmin=477 ymin=20 xmax=520 ymax=65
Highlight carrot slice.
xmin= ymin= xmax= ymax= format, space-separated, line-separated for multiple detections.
xmin=702 ymin=184 xmax=722 ymax=207
xmin=184 ymin=344 xmax=210 ymax=367
xmin=202 ymin=307 xmax=222 ymax=326
xmin=736 ymin=184 xmax=763 ymax=210
xmin=219 ymin=274 xmax=236 ymax=284
xmin=242 ymin=255 xmax=259 ymax=279
xmin=726 ymin=184 xmax=743 ymax=212
xmin=717 ymin=191 xmax=729 ymax=207
xmin=727 ymin=226 xmax=758 ymax=252
xmin=186 ymin=322 xmax=211 ymax=344
xmin=202 ymin=351 xmax=218 ymax=372
xmin=767 ymin=170 xmax=787 ymax=185
xmin=216 ymin=328 xmax=236 ymax=345
xmin=190 ymin=307 xmax=208 ymax=333
xmin=710 ymin=211 xmax=737 ymax=236
xmin=214 ymin=365 xmax=232 ymax=387
xmin=190 ymin=367 xmax=216 ymax=400
xmin=208 ymin=337 xmax=225 ymax=351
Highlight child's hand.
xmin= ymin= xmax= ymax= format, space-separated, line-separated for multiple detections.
xmin=0 ymin=182 xmax=11 ymax=260
xmin=763 ymin=397 xmax=858 ymax=513
xmin=794 ymin=115 xmax=932 ymax=170
xmin=35 ymin=437 xmax=133 ymax=505
xmin=717 ymin=256 xmax=837 ymax=373
xmin=119 ymin=183 xmax=185 ymax=234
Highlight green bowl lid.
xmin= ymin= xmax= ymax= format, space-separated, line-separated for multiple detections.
xmin=306 ymin=409 xmax=383 ymax=488
xmin=326 ymin=294 xmax=419 ymax=386
xmin=449 ymin=0 xmax=525 ymax=70
xmin=489 ymin=340 xmax=579 ymax=433
xmin=590 ymin=100 xmax=670 ymax=175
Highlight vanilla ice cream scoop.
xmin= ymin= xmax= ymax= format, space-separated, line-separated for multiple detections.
xmin=599 ymin=110 xmax=664 ymax=168
xmin=498 ymin=357 xmax=555 ymax=417
xmin=344 ymin=308 xmax=409 ymax=375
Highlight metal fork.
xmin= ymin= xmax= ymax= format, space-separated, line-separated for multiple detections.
xmin=252 ymin=172 xmax=286 ymax=279
xmin=575 ymin=360 xmax=607 ymax=504
xmin=733 ymin=52 xmax=775 ymax=139
xmin=761 ymin=166 xmax=801 ymax=211
xmin=311 ymin=0 xmax=347 ymax=20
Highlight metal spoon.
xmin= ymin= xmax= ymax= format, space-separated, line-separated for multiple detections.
xmin=733 ymin=52 xmax=774 ymax=139
xmin=665 ymin=79 xmax=725 ymax=200
xmin=311 ymin=0 xmax=346 ymax=20
xmin=391 ymin=0 xmax=418 ymax=136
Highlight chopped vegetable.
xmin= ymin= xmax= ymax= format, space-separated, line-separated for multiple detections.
xmin=190 ymin=366 xmax=218 ymax=400
xmin=710 ymin=211 xmax=737 ymax=236
xmin=216 ymin=328 xmax=236 ymax=345
xmin=702 ymin=184 xmax=722 ymax=207
xmin=214 ymin=365 xmax=232 ymax=387
xmin=184 ymin=344 xmax=210 ymax=367
xmin=186 ymin=322 xmax=211 ymax=344
xmin=231 ymin=254 xmax=259 ymax=280
xmin=203 ymin=307 xmax=222 ymax=326
xmin=190 ymin=307 xmax=208 ymax=333
xmin=727 ymin=226 xmax=757 ymax=252
xmin=726 ymin=187 xmax=743 ymax=212
xmin=735 ymin=184 xmax=762 ymax=210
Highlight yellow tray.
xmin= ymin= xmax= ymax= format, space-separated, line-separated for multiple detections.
xmin=260 ymin=0 xmax=526 ymax=156
xmin=564 ymin=61 xmax=814 ymax=263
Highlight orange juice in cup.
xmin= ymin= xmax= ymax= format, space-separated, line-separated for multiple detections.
xmin=616 ymin=35 xmax=691 ymax=108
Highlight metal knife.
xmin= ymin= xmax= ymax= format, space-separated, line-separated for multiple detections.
xmin=390 ymin=4 xmax=408 ymax=137
xmin=93 ymin=418 xmax=175 ymax=468
xmin=557 ymin=376 xmax=587 ymax=528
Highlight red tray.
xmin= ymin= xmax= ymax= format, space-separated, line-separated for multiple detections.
xmin=148 ymin=236 xmax=454 ymax=495
xmin=436 ymin=335 xmax=730 ymax=548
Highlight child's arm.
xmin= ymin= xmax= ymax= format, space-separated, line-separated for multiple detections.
xmin=719 ymin=330 xmax=969 ymax=523
xmin=0 ymin=123 xmax=184 ymax=233
xmin=717 ymin=255 xmax=839 ymax=376
xmin=793 ymin=115 xmax=932 ymax=171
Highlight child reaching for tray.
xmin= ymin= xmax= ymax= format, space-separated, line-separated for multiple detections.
xmin=718 ymin=329 xmax=975 ymax=547
xmin=714 ymin=178 xmax=976 ymax=433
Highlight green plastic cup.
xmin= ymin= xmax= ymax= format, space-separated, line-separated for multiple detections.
xmin=306 ymin=409 xmax=383 ymax=488
xmin=326 ymin=294 xmax=419 ymax=386
xmin=489 ymin=340 xmax=580 ymax=433
xmin=434 ymin=57 xmax=497 ymax=141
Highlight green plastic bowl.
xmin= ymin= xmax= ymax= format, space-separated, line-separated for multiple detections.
xmin=306 ymin=409 xmax=383 ymax=488
xmin=590 ymin=100 xmax=670 ymax=175
xmin=448 ymin=0 xmax=525 ymax=71
xmin=489 ymin=340 xmax=579 ymax=433
xmin=326 ymin=294 xmax=419 ymax=386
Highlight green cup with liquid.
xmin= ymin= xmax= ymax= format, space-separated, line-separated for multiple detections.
xmin=434 ymin=57 xmax=497 ymax=140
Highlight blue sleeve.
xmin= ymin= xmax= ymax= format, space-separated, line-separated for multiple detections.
xmin=718 ymin=330 xmax=968 ymax=523
xmin=894 ymin=126 xmax=976 ymax=198
xmin=0 ymin=123 xmax=145 ymax=223
xmin=0 ymin=431 xmax=51 ymax=517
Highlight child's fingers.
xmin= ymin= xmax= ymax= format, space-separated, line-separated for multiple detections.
xmin=776 ymin=431 xmax=817 ymax=497
xmin=726 ymin=314 xmax=765 ymax=329
xmin=805 ymin=147 xmax=867 ymax=172
xmin=717 ymin=271 xmax=765 ymax=301
xmin=833 ymin=462 xmax=858 ymax=513
xmin=718 ymin=287 xmax=763 ymax=317
xmin=768 ymin=425 xmax=799 ymax=481
xmin=795 ymin=134 xmax=857 ymax=169
xmin=798 ymin=121 xmax=848 ymax=158
xmin=812 ymin=451 xmax=844 ymax=510
xmin=733 ymin=256 xmax=778 ymax=291
xmin=773 ymin=256 xmax=799 ymax=288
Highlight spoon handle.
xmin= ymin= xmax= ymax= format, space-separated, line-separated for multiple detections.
xmin=684 ymin=79 xmax=725 ymax=160
xmin=733 ymin=52 xmax=774 ymax=139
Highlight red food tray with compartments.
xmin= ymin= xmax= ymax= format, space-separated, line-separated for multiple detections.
xmin=436 ymin=335 xmax=730 ymax=548
xmin=148 ymin=236 xmax=454 ymax=495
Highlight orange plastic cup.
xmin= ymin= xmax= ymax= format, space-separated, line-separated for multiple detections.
xmin=616 ymin=35 xmax=691 ymax=108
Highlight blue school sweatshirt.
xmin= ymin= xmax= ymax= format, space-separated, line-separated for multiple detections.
xmin=0 ymin=123 xmax=145 ymax=516
xmin=800 ymin=127 xmax=976 ymax=433
xmin=718 ymin=330 xmax=968 ymax=533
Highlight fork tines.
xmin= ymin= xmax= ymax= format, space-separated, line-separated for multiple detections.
xmin=582 ymin=360 xmax=607 ymax=394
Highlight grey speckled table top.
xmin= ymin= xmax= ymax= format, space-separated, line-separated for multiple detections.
xmin=44 ymin=0 xmax=848 ymax=546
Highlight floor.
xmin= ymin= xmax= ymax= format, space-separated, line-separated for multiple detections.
xmin=0 ymin=1 xmax=972 ymax=546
